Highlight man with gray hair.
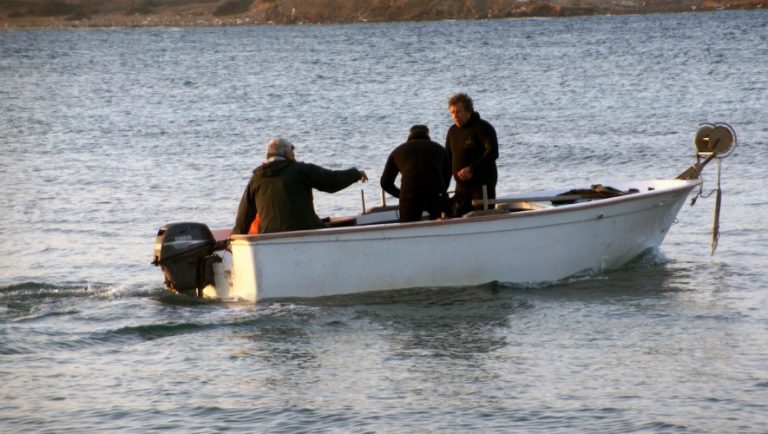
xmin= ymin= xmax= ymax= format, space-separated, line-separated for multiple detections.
xmin=233 ymin=137 xmax=368 ymax=234
xmin=445 ymin=93 xmax=499 ymax=216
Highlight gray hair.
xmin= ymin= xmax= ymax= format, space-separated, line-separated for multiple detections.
xmin=265 ymin=137 xmax=295 ymax=158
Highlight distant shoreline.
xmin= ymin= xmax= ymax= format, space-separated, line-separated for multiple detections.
xmin=1 ymin=0 xmax=764 ymax=30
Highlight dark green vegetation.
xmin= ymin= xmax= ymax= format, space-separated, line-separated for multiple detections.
xmin=213 ymin=0 xmax=253 ymax=16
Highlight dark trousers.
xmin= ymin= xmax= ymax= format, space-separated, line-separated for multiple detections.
xmin=452 ymin=183 xmax=496 ymax=217
xmin=399 ymin=195 xmax=446 ymax=222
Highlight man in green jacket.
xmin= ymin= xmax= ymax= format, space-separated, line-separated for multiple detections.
xmin=233 ymin=137 xmax=368 ymax=234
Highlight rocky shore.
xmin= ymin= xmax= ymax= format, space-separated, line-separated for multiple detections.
xmin=1 ymin=0 xmax=764 ymax=29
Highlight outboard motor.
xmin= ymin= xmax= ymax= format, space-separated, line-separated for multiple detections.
xmin=152 ymin=222 xmax=221 ymax=297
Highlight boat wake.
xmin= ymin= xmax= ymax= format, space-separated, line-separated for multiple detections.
xmin=0 ymin=281 xmax=165 ymax=321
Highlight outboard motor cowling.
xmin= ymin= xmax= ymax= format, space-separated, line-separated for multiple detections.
xmin=152 ymin=222 xmax=219 ymax=296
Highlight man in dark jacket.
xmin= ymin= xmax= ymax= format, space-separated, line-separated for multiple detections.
xmin=444 ymin=93 xmax=499 ymax=216
xmin=380 ymin=125 xmax=452 ymax=222
xmin=232 ymin=137 xmax=368 ymax=234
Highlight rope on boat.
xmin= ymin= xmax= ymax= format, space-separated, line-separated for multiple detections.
xmin=687 ymin=156 xmax=724 ymax=255
xmin=711 ymin=159 xmax=723 ymax=255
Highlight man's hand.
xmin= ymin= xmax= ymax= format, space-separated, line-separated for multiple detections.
xmin=358 ymin=170 xmax=369 ymax=182
xmin=457 ymin=166 xmax=473 ymax=181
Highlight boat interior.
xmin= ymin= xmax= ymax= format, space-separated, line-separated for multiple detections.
xmin=327 ymin=182 xmax=644 ymax=228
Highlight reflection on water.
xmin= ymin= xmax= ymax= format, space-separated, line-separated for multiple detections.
xmin=356 ymin=287 xmax=522 ymax=358
xmin=242 ymin=324 xmax=319 ymax=366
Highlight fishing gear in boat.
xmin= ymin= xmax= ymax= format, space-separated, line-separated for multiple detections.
xmin=678 ymin=122 xmax=736 ymax=255
xmin=677 ymin=122 xmax=736 ymax=180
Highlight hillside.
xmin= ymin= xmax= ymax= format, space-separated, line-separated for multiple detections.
xmin=1 ymin=0 xmax=764 ymax=28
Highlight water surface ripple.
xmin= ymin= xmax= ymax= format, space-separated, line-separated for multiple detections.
xmin=1 ymin=11 xmax=768 ymax=432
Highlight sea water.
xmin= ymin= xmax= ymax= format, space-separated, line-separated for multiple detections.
xmin=1 ymin=10 xmax=767 ymax=432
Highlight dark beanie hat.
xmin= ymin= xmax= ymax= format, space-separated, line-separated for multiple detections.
xmin=408 ymin=124 xmax=430 ymax=140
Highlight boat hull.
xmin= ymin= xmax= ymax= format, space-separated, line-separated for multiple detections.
xmin=209 ymin=179 xmax=699 ymax=302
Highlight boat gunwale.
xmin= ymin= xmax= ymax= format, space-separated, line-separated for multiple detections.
xmin=230 ymin=178 xmax=701 ymax=243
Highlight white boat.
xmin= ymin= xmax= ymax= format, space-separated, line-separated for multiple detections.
xmin=152 ymin=124 xmax=735 ymax=302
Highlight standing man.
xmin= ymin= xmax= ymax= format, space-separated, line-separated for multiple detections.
xmin=444 ymin=93 xmax=499 ymax=216
xmin=232 ymin=137 xmax=368 ymax=234
xmin=380 ymin=125 xmax=452 ymax=222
